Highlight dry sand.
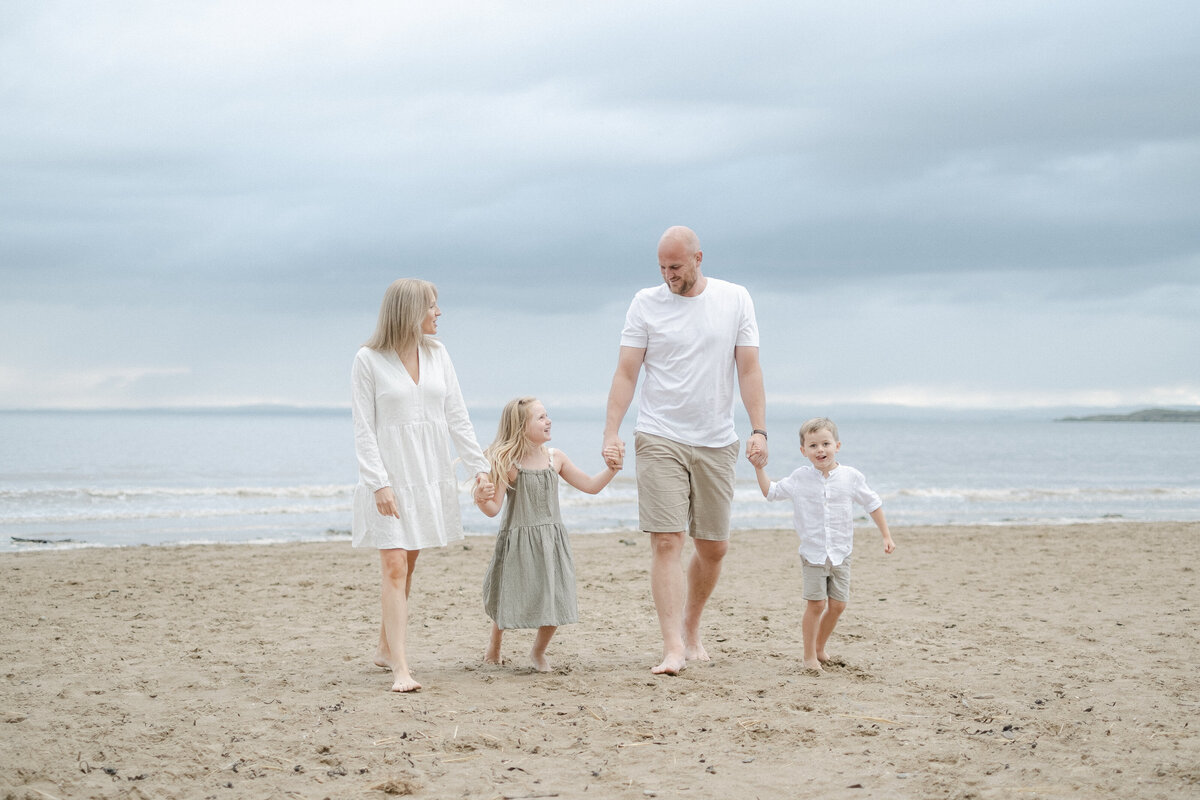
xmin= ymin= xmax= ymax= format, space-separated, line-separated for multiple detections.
xmin=2 ymin=522 xmax=1198 ymax=799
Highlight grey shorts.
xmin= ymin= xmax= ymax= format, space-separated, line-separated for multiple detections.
xmin=802 ymin=557 xmax=851 ymax=603
xmin=634 ymin=432 xmax=738 ymax=541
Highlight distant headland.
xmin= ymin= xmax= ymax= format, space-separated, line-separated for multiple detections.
xmin=1057 ymin=408 xmax=1200 ymax=423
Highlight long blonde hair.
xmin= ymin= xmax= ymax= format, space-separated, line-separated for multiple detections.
xmin=484 ymin=397 xmax=543 ymax=493
xmin=364 ymin=278 xmax=436 ymax=356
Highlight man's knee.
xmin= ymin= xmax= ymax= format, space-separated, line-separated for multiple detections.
xmin=693 ymin=538 xmax=728 ymax=563
xmin=648 ymin=531 xmax=684 ymax=556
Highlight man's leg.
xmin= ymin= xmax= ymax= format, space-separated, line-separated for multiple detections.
xmin=649 ymin=531 xmax=687 ymax=674
xmin=683 ymin=537 xmax=728 ymax=661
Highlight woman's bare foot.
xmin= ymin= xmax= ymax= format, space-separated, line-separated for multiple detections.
xmin=652 ymin=653 xmax=686 ymax=675
xmin=374 ymin=650 xmax=393 ymax=670
xmin=390 ymin=672 xmax=421 ymax=692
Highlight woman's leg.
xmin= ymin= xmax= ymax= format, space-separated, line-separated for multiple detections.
xmin=378 ymin=548 xmax=421 ymax=692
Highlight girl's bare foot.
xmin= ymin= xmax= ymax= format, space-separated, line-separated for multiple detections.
xmin=483 ymin=651 xmax=505 ymax=665
xmin=530 ymin=649 xmax=552 ymax=672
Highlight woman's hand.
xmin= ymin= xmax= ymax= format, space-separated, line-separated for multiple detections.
xmin=473 ymin=473 xmax=495 ymax=504
xmin=374 ymin=486 xmax=401 ymax=518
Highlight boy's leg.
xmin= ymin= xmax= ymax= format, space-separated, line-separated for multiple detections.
xmin=802 ymin=599 xmax=826 ymax=671
xmin=530 ymin=625 xmax=557 ymax=672
xmin=484 ymin=621 xmax=504 ymax=664
xmin=815 ymin=598 xmax=847 ymax=663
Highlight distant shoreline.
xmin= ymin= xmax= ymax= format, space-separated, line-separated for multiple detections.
xmin=1057 ymin=407 xmax=1200 ymax=423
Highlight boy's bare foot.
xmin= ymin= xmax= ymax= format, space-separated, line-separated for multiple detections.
xmin=530 ymin=650 xmax=552 ymax=673
xmin=802 ymin=658 xmax=824 ymax=674
xmin=390 ymin=673 xmax=421 ymax=692
xmin=652 ymin=654 xmax=687 ymax=675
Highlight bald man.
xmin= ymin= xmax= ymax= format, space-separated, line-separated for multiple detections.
xmin=603 ymin=226 xmax=768 ymax=674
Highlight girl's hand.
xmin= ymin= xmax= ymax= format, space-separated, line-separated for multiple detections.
xmin=374 ymin=487 xmax=401 ymax=518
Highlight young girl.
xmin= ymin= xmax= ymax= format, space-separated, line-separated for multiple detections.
xmin=473 ymin=397 xmax=622 ymax=671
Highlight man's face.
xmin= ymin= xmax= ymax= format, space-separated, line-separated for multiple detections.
xmin=658 ymin=239 xmax=702 ymax=296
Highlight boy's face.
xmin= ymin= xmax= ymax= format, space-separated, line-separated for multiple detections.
xmin=801 ymin=427 xmax=841 ymax=474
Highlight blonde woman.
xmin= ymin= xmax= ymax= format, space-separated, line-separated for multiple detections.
xmin=474 ymin=397 xmax=622 ymax=671
xmin=351 ymin=278 xmax=491 ymax=692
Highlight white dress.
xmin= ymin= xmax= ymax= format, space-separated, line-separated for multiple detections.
xmin=351 ymin=342 xmax=489 ymax=550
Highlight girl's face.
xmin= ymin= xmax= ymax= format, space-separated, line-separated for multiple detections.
xmin=523 ymin=401 xmax=552 ymax=445
xmin=421 ymin=296 xmax=441 ymax=335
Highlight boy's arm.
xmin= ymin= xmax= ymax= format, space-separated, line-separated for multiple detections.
xmin=869 ymin=507 xmax=895 ymax=553
xmin=754 ymin=464 xmax=772 ymax=498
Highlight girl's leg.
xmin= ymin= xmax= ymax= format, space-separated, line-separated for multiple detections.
xmin=530 ymin=625 xmax=557 ymax=672
xmin=802 ymin=599 xmax=826 ymax=671
xmin=815 ymin=598 xmax=847 ymax=663
xmin=378 ymin=548 xmax=421 ymax=692
xmin=484 ymin=621 xmax=504 ymax=664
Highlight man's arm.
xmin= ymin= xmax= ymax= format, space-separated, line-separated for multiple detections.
xmin=735 ymin=345 xmax=768 ymax=467
xmin=603 ymin=345 xmax=644 ymax=466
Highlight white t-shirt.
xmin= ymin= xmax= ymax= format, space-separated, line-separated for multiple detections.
xmin=620 ymin=277 xmax=759 ymax=447
xmin=767 ymin=464 xmax=883 ymax=566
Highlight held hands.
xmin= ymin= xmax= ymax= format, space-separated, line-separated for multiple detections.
xmin=472 ymin=473 xmax=495 ymax=505
xmin=374 ymin=486 xmax=401 ymax=519
xmin=602 ymin=434 xmax=625 ymax=470
xmin=745 ymin=432 xmax=768 ymax=468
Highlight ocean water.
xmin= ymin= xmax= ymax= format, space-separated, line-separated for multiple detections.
xmin=1 ymin=409 xmax=1198 ymax=552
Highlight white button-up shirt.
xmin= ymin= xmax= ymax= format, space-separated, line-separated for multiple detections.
xmin=767 ymin=464 xmax=882 ymax=566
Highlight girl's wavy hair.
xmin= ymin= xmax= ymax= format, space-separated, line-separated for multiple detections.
xmin=364 ymin=278 xmax=436 ymax=356
xmin=484 ymin=397 xmax=542 ymax=493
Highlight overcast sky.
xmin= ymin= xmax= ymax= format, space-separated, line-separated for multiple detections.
xmin=2 ymin=1 xmax=1197 ymax=413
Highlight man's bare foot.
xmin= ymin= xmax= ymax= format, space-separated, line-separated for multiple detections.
xmin=530 ymin=650 xmax=552 ymax=673
xmin=652 ymin=654 xmax=687 ymax=675
xmin=685 ymin=640 xmax=710 ymax=662
xmin=390 ymin=673 xmax=421 ymax=692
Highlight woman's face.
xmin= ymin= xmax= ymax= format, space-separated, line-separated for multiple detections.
xmin=421 ymin=295 xmax=441 ymax=335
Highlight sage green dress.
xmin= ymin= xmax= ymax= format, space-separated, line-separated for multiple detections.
xmin=482 ymin=449 xmax=578 ymax=630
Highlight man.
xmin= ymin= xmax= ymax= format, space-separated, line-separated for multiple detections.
xmin=603 ymin=225 xmax=768 ymax=675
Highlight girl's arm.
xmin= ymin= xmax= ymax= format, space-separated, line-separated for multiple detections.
xmin=554 ymin=449 xmax=619 ymax=495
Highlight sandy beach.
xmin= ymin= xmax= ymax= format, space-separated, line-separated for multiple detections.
xmin=2 ymin=522 xmax=1198 ymax=799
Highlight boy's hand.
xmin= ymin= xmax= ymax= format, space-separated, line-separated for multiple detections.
xmin=882 ymin=535 xmax=896 ymax=554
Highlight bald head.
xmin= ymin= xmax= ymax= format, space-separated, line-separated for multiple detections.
xmin=658 ymin=226 xmax=700 ymax=256
xmin=657 ymin=225 xmax=705 ymax=296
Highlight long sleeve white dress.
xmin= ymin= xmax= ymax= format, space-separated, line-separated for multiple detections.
xmin=351 ymin=341 xmax=489 ymax=550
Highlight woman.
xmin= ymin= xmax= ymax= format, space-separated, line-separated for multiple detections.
xmin=351 ymin=278 xmax=491 ymax=692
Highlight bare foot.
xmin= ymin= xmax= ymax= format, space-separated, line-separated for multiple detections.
xmin=802 ymin=658 xmax=824 ymax=675
xmin=483 ymin=650 xmax=504 ymax=665
xmin=652 ymin=654 xmax=687 ymax=675
xmin=530 ymin=650 xmax=552 ymax=673
xmin=685 ymin=639 xmax=710 ymax=662
xmin=390 ymin=673 xmax=421 ymax=692
xmin=374 ymin=651 xmax=392 ymax=670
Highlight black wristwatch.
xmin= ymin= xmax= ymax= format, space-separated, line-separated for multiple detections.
xmin=751 ymin=429 xmax=768 ymax=439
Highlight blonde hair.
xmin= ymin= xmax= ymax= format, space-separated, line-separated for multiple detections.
xmin=364 ymin=278 xmax=437 ymax=355
xmin=484 ymin=397 xmax=543 ymax=493
xmin=800 ymin=417 xmax=839 ymax=445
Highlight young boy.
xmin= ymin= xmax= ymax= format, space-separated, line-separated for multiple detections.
xmin=755 ymin=417 xmax=895 ymax=673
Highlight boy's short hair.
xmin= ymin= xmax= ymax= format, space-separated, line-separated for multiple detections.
xmin=799 ymin=417 xmax=839 ymax=445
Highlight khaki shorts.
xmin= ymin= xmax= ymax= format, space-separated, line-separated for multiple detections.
xmin=802 ymin=557 xmax=851 ymax=603
xmin=634 ymin=432 xmax=738 ymax=541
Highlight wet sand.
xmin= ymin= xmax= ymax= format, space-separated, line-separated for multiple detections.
xmin=3 ymin=522 xmax=1198 ymax=799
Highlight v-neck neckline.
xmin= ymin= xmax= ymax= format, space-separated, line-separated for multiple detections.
xmin=392 ymin=348 xmax=421 ymax=385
